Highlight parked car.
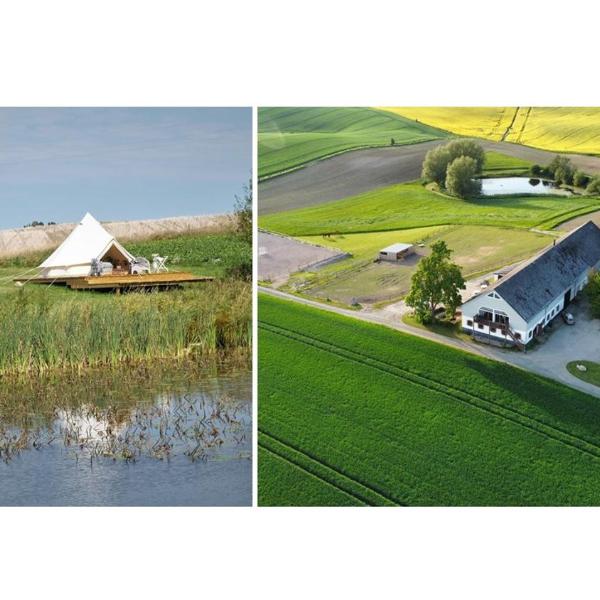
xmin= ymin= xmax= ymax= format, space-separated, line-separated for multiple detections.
xmin=562 ymin=311 xmax=575 ymax=325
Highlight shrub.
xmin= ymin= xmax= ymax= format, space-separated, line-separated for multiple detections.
xmin=573 ymin=170 xmax=590 ymax=188
xmin=547 ymin=155 xmax=574 ymax=185
xmin=445 ymin=156 xmax=482 ymax=198
xmin=587 ymin=177 xmax=600 ymax=195
xmin=530 ymin=164 xmax=542 ymax=176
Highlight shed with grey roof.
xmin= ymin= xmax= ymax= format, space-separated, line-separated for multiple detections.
xmin=378 ymin=243 xmax=414 ymax=262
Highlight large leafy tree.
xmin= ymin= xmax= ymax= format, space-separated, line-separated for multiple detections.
xmin=406 ymin=241 xmax=465 ymax=323
xmin=445 ymin=156 xmax=482 ymax=198
xmin=421 ymin=139 xmax=485 ymax=187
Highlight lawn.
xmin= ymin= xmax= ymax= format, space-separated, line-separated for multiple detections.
xmin=0 ymin=232 xmax=252 ymax=375
xmin=381 ymin=107 xmax=600 ymax=155
xmin=258 ymin=107 xmax=448 ymax=179
xmin=483 ymin=150 xmax=531 ymax=173
xmin=567 ymin=361 xmax=600 ymax=388
xmin=259 ymin=181 xmax=600 ymax=237
xmin=287 ymin=225 xmax=550 ymax=305
xmin=259 ymin=294 xmax=600 ymax=506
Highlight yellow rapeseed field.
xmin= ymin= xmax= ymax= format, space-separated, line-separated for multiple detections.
xmin=379 ymin=107 xmax=600 ymax=155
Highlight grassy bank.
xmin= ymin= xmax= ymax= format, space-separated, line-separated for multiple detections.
xmin=259 ymin=294 xmax=600 ymax=506
xmin=0 ymin=280 xmax=251 ymax=376
xmin=259 ymin=181 xmax=600 ymax=236
xmin=0 ymin=232 xmax=252 ymax=376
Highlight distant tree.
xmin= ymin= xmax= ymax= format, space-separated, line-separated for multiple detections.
xmin=530 ymin=164 xmax=542 ymax=176
xmin=573 ymin=170 xmax=590 ymax=188
xmin=445 ymin=156 xmax=482 ymax=198
xmin=547 ymin=155 xmax=574 ymax=185
xmin=234 ymin=177 xmax=252 ymax=244
xmin=422 ymin=145 xmax=451 ymax=186
xmin=586 ymin=272 xmax=600 ymax=318
xmin=390 ymin=138 xmax=395 ymax=146
xmin=406 ymin=240 xmax=465 ymax=323
xmin=445 ymin=139 xmax=485 ymax=172
xmin=587 ymin=177 xmax=600 ymax=195
xmin=421 ymin=139 xmax=484 ymax=187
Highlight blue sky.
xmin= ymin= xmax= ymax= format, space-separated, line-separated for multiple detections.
xmin=0 ymin=108 xmax=251 ymax=228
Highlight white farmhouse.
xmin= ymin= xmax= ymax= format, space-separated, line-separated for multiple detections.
xmin=461 ymin=220 xmax=600 ymax=348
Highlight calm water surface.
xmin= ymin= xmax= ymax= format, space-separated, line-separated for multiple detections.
xmin=0 ymin=365 xmax=251 ymax=506
xmin=479 ymin=177 xmax=571 ymax=196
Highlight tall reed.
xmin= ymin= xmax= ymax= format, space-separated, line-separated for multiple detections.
xmin=0 ymin=280 xmax=251 ymax=376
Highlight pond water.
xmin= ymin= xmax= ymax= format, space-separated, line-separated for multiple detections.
xmin=0 ymin=364 xmax=251 ymax=506
xmin=479 ymin=177 xmax=571 ymax=196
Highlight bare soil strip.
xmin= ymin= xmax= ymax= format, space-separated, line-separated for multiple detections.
xmin=259 ymin=140 xmax=600 ymax=215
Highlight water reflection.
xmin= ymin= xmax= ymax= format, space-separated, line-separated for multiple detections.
xmin=478 ymin=177 xmax=571 ymax=196
xmin=0 ymin=362 xmax=252 ymax=506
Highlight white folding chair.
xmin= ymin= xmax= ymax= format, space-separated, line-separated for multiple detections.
xmin=152 ymin=254 xmax=169 ymax=273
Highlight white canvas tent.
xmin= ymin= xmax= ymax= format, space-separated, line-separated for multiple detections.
xmin=39 ymin=213 xmax=135 ymax=278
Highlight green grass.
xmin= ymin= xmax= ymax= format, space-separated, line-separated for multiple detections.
xmin=258 ymin=107 xmax=449 ymax=179
xmin=0 ymin=231 xmax=253 ymax=375
xmin=483 ymin=151 xmax=531 ymax=173
xmin=567 ymin=361 xmax=600 ymax=387
xmin=259 ymin=182 xmax=600 ymax=236
xmin=287 ymin=225 xmax=550 ymax=306
xmin=2 ymin=232 xmax=251 ymax=279
xmin=259 ymin=294 xmax=600 ymax=506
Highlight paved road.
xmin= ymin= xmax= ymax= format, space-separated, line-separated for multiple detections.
xmin=259 ymin=139 xmax=600 ymax=215
xmin=259 ymin=286 xmax=600 ymax=399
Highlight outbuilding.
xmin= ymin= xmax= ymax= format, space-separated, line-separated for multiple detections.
xmin=461 ymin=220 xmax=600 ymax=348
xmin=378 ymin=243 xmax=414 ymax=262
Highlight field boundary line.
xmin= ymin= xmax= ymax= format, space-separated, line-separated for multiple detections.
xmin=260 ymin=320 xmax=600 ymax=461
xmin=259 ymin=429 xmax=404 ymax=506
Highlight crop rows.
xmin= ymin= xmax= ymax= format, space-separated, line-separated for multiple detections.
xmin=259 ymin=295 xmax=600 ymax=505
xmin=260 ymin=320 xmax=600 ymax=461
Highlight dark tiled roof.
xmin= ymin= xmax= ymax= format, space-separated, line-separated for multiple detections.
xmin=469 ymin=221 xmax=600 ymax=322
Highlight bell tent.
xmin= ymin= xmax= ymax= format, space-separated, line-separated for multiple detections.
xmin=39 ymin=213 xmax=135 ymax=278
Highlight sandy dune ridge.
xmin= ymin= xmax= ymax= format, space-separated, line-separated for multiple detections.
xmin=0 ymin=213 xmax=236 ymax=259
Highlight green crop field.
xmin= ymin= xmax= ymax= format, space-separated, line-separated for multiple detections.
xmin=259 ymin=182 xmax=600 ymax=236
xmin=287 ymin=225 xmax=550 ymax=305
xmin=483 ymin=151 xmax=531 ymax=173
xmin=258 ymin=107 xmax=448 ymax=179
xmin=259 ymin=294 xmax=600 ymax=506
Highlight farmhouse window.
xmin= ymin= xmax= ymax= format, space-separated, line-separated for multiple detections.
xmin=477 ymin=323 xmax=484 ymax=330
xmin=467 ymin=320 xmax=473 ymax=326
xmin=494 ymin=311 xmax=508 ymax=325
xmin=515 ymin=332 xmax=522 ymax=340
xmin=490 ymin=327 xmax=496 ymax=333
xmin=479 ymin=308 xmax=493 ymax=321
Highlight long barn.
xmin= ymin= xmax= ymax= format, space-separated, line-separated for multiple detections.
xmin=461 ymin=220 xmax=600 ymax=348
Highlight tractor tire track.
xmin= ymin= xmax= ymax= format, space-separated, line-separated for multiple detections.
xmin=501 ymin=107 xmax=521 ymax=142
xmin=260 ymin=320 xmax=600 ymax=461
xmin=259 ymin=429 xmax=404 ymax=506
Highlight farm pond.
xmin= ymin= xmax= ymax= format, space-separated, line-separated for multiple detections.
xmin=0 ymin=362 xmax=251 ymax=506
xmin=479 ymin=177 xmax=571 ymax=196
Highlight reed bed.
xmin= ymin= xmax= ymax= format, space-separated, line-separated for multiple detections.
xmin=0 ymin=280 xmax=251 ymax=376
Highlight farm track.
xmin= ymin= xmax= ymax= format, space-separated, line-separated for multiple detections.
xmin=259 ymin=431 xmax=402 ymax=506
xmin=259 ymin=139 xmax=600 ymax=214
xmin=501 ymin=107 xmax=520 ymax=141
xmin=260 ymin=320 xmax=600 ymax=462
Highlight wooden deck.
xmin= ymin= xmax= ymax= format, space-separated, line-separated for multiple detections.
xmin=14 ymin=271 xmax=214 ymax=291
